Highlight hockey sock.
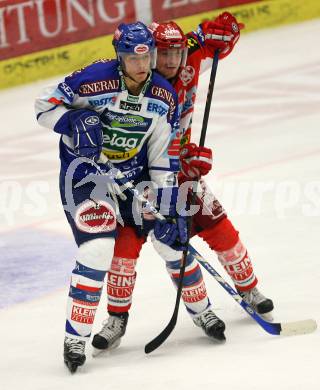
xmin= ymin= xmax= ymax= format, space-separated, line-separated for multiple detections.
xmin=106 ymin=225 xmax=144 ymax=313
xmin=66 ymin=261 xmax=106 ymax=340
xmin=198 ymin=217 xmax=258 ymax=291
xmin=151 ymin=233 xmax=211 ymax=316
xmin=107 ymin=257 xmax=137 ymax=313
xmin=166 ymin=252 xmax=211 ymax=316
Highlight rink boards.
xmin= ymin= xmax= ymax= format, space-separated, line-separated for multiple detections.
xmin=1 ymin=0 xmax=320 ymax=90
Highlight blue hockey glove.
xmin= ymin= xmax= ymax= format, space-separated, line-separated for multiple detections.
xmin=69 ymin=109 xmax=103 ymax=160
xmin=154 ymin=216 xmax=188 ymax=251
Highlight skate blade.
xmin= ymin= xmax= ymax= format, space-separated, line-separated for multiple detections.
xmin=65 ymin=361 xmax=82 ymax=374
xmin=92 ymin=338 xmax=121 ymax=357
xmin=211 ymin=336 xmax=226 ymax=344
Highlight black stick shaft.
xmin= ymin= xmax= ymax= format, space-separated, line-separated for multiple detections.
xmin=199 ymin=49 xmax=220 ymax=147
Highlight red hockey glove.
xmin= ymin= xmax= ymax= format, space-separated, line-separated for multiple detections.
xmin=180 ymin=143 xmax=213 ymax=179
xmin=201 ymin=12 xmax=245 ymax=58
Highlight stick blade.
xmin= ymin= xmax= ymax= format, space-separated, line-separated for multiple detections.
xmin=280 ymin=319 xmax=317 ymax=336
xmin=145 ymin=316 xmax=177 ymax=354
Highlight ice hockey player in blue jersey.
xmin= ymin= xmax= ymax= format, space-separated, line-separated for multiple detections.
xmin=35 ymin=21 xmax=188 ymax=373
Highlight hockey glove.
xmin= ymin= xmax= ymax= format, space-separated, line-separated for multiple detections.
xmin=201 ymin=12 xmax=244 ymax=58
xmin=180 ymin=142 xmax=213 ymax=179
xmin=154 ymin=216 xmax=188 ymax=251
xmin=69 ymin=109 xmax=103 ymax=160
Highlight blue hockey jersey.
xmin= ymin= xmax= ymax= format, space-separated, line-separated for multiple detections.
xmin=35 ymin=60 xmax=180 ymax=196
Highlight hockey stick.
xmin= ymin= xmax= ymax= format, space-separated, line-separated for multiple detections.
xmin=98 ymin=156 xmax=317 ymax=337
xmin=189 ymin=246 xmax=317 ymax=336
xmin=144 ymin=49 xmax=220 ymax=354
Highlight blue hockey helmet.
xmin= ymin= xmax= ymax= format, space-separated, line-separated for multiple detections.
xmin=113 ymin=22 xmax=157 ymax=68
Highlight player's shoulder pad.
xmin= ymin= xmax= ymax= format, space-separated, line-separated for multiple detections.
xmin=64 ymin=59 xmax=119 ymax=94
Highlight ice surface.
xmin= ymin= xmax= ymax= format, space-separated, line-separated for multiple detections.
xmin=1 ymin=19 xmax=319 ymax=390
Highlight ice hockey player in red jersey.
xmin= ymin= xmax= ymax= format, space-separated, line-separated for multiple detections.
xmin=92 ymin=12 xmax=274 ymax=354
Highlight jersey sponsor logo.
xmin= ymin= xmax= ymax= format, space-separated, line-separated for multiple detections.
xmin=88 ymin=94 xmax=117 ymax=107
xmin=102 ymin=149 xmax=137 ymax=160
xmin=78 ymin=80 xmax=120 ymax=95
xmin=151 ymin=86 xmax=176 ymax=119
xmin=147 ymin=100 xmax=168 ymax=116
xmin=120 ymin=100 xmax=142 ymax=112
xmin=180 ymin=132 xmax=190 ymax=147
xmin=84 ymin=116 xmax=99 ymax=125
xmin=75 ymin=200 xmax=116 ymax=233
xmin=187 ymin=35 xmax=201 ymax=55
xmin=58 ymin=82 xmax=74 ymax=100
xmin=179 ymin=65 xmax=195 ymax=86
xmin=102 ymin=111 xmax=149 ymax=129
xmin=187 ymin=36 xmax=200 ymax=48
xmin=103 ymin=129 xmax=145 ymax=152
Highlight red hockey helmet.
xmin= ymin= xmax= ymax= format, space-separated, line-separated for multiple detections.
xmin=149 ymin=21 xmax=188 ymax=67
xmin=149 ymin=21 xmax=187 ymax=49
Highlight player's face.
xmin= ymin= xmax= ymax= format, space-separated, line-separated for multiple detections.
xmin=156 ymin=48 xmax=183 ymax=79
xmin=122 ymin=53 xmax=151 ymax=83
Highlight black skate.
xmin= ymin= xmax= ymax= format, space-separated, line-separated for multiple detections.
xmin=193 ymin=309 xmax=226 ymax=342
xmin=92 ymin=312 xmax=129 ymax=356
xmin=64 ymin=337 xmax=86 ymax=373
xmin=239 ymin=287 xmax=274 ymax=320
